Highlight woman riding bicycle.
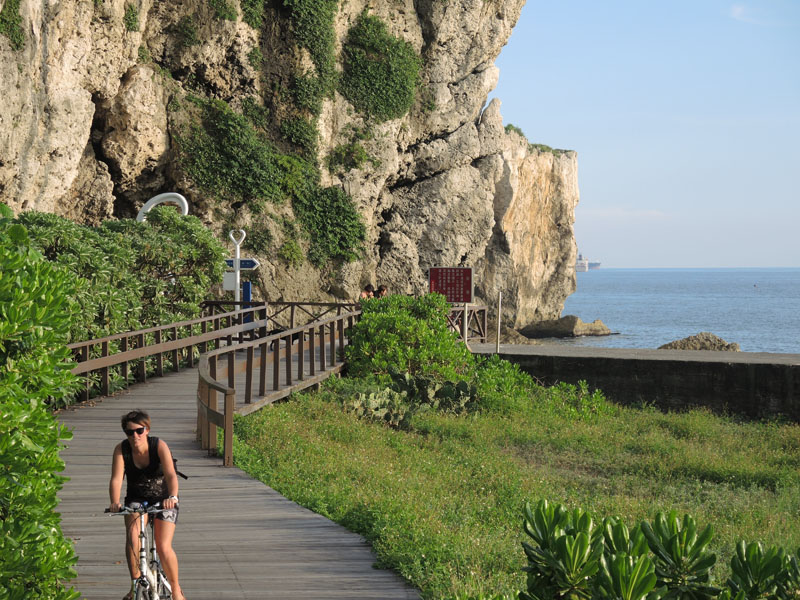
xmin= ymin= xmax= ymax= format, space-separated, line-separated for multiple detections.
xmin=109 ymin=410 xmax=187 ymax=600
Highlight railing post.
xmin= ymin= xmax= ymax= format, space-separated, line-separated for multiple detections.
xmin=337 ymin=318 xmax=344 ymax=363
xmin=200 ymin=320 xmax=208 ymax=354
xmin=329 ymin=321 xmax=335 ymax=366
xmin=285 ymin=334 xmax=292 ymax=387
xmin=137 ymin=333 xmax=146 ymax=382
xmin=297 ymin=329 xmax=305 ymax=381
xmin=227 ymin=349 xmax=235 ymax=389
xmin=273 ymin=337 xmax=280 ymax=391
xmin=207 ymin=383 xmax=217 ymax=454
xmin=155 ymin=330 xmax=164 ymax=377
xmin=121 ymin=337 xmax=129 ymax=383
xmin=309 ymin=327 xmax=316 ymax=377
xmin=245 ymin=346 xmax=254 ymax=404
xmin=258 ymin=339 xmax=267 ymax=396
xmin=319 ymin=324 xmax=326 ymax=371
xmin=223 ymin=392 xmax=234 ymax=467
xmin=290 ymin=304 xmax=296 ymax=329
xmin=100 ymin=341 xmax=109 ymax=396
xmin=214 ymin=317 xmax=221 ymax=350
xmin=171 ymin=326 xmax=179 ymax=371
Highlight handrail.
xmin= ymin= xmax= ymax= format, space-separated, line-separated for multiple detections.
xmin=197 ymin=308 xmax=361 ymax=467
xmin=68 ymin=305 xmax=268 ymax=400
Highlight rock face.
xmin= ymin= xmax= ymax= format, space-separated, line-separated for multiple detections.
xmin=658 ymin=333 xmax=741 ymax=352
xmin=520 ymin=315 xmax=611 ymax=339
xmin=0 ymin=0 xmax=579 ymax=330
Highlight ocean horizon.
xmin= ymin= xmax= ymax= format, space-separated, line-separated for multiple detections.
xmin=554 ymin=267 xmax=800 ymax=354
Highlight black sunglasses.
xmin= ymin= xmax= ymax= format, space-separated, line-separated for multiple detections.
xmin=125 ymin=426 xmax=146 ymax=436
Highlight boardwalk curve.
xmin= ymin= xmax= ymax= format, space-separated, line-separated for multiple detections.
xmin=57 ymin=369 xmax=420 ymax=599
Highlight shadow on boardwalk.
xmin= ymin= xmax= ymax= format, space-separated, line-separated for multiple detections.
xmin=57 ymin=369 xmax=420 ymax=600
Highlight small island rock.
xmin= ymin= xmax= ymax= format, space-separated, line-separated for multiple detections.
xmin=658 ymin=332 xmax=741 ymax=351
xmin=519 ymin=315 xmax=611 ymax=338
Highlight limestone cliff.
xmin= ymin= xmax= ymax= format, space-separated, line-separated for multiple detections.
xmin=0 ymin=0 xmax=579 ymax=328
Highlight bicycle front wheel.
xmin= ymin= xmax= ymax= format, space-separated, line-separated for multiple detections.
xmin=134 ymin=583 xmax=148 ymax=600
xmin=157 ymin=569 xmax=172 ymax=600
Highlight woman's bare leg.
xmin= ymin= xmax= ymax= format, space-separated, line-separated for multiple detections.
xmin=154 ymin=519 xmax=185 ymax=599
xmin=124 ymin=513 xmax=145 ymax=578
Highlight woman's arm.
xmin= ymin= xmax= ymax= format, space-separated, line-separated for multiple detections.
xmin=158 ymin=440 xmax=179 ymax=508
xmin=109 ymin=443 xmax=124 ymax=512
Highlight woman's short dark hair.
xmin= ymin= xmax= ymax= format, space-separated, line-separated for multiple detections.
xmin=121 ymin=410 xmax=151 ymax=431
xmin=364 ymin=284 xmax=375 ymax=294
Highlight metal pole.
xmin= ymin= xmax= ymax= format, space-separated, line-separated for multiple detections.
xmin=229 ymin=230 xmax=246 ymax=304
xmin=496 ymin=292 xmax=502 ymax=354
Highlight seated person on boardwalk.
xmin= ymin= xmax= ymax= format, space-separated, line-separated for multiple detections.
xmin=109 ymin=410 xmax=187 ymax=600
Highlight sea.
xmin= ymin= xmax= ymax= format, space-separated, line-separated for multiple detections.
xmin=554 ymin=268 xmax=800 ymax=354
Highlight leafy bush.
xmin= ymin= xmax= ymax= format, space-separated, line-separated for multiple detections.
xmin=247 ymin=46 xmax=263 ymax=68
xmin=473 ymin=354 xmax=539 ymax=414
xmin=176 ymin=15 xmax=200 ymax=47
xmin=292 ymin=185 xmax=365 ymax=267
xmin=17 ymin=207 xmax=226 ymax=340
xmin=123 ymin=3 xmax=139 ymax=31
xmin=326 ymin=141 xmax=369 ymax=173
xmin=277 ymin=239 xmax=304 ymax=267
xmin=340 ymin=12 xmax=422 ymax=122
xmin=176 ymin=97 xmax=318 ymax=205
xmin=521 ymin=499 xmax=800 ymax=600
xmin=241 ymin=96 xmax=269 ymax=130
xmin=504 ymin=123 xmax=526 ymax=138
xmin=280 ymin=116 xmax=318 ymax=157
xmin=208 ymin=0 xmax=236 ymax=21
xmin=0 ymin=204 xmax=80 ymax=599
xmin=283 ymin=0 xmax=338 ymax=90
xmin=292 ymin=73 xmax=326 ymax=115
xmin=346 ymin=293 xmax=474 ymax=382
xmin=0 ymin=0 xmax=24 ymax=50
xmin=240 ymin=0 xmax=264 ymax=28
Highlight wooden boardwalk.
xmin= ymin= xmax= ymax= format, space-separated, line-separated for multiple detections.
xmin=57 ymin=366 xmax=420 ymax=599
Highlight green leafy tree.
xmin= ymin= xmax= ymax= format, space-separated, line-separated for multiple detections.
xmin=0 ymin=204 xmax=80 ymax=599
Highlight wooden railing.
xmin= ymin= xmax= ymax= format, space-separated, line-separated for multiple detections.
xmin=196 ymin=307 xmax=360 ymax=466
xmin=68 ymin=305 xmax=268 ymax=401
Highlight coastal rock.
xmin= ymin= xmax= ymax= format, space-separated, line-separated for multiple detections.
xmin=520 ymin=315 xmax=611 ymax=339
xmin=0 ymin=0 xmax=579 ymax=327
xmin=658 ymin=332 xmax=741 ymax=352
xmin=485 ymin=319 xmax=542 ymax=346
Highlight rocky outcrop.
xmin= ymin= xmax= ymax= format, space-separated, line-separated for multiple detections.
xmin=0 ymin=0 xmax=579 ymax=329
xmin=520 ymin=315 xmax=611 ymax=339
xmin=658 ymin=333 xmax=741 ymax=352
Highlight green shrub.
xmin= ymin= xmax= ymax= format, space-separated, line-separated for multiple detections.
xmin=292 ymin=73 xmax=326 ymax=115
xmin=208 ymin=0 xmax=236 ymax=21
xmin=247 ymin=45 xmax=263 ymax=68
xmin=0 ymin=0 xmax=24 ymax=50
xmin=241 ymin=0 xmax=264 ymax=28
xmin=326 ymin=141 xmax=369 ymax=173
xmin=278 ymin=239 xmax=304 ymax=267
xmin=473 ymin=354 xmax=539 ymax=414
xmin=283 ymin=0 xmax=338 ymax=89
xmin=0 ymin=204 xmax=80 ymax=599
xmin=137 ymin=44 xmax=151 ymax=62
xmin=340 ymin=12 xmax=422 ymax=122
xmin=176 ymin=97 xmax=318 ymax=205
xmin=176 ymin=15 xmax=200 ymax=47
xmin=346 ymin=293 xmax=474 ymax=382
xmin=280 ymin=116 xmax=318 ymax=157
xmin=16 ymin=206 xmax=226 ymax=342
xmin=241 ymin=96 xmax=269 ymax=130
xmin=529 ymin=143 xmax=569 ymax=157
xmin=123 ymin=3 xmax=139 ymax=31
xmin=504 ymin=123 xmax=526 ymax=137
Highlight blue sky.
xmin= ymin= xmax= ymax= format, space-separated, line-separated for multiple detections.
xmin=490 ymin=0 xmax=800 ymax=268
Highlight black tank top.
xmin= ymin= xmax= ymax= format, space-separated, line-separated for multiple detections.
xmin=122 ymin=436 xmax=166 ymax=503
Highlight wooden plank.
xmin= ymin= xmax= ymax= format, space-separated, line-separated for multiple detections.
xmin=57 ymin=365 xmax=419 ymax=600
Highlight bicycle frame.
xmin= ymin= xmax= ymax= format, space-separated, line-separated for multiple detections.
xmin=108 ymin=503 xmax=172 ymax=600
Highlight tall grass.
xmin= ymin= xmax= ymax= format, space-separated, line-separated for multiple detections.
xmin=232 ymin=377 xmax=800 ymax=599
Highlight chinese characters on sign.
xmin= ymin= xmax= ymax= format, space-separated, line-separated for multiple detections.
xmin=428 ymin=267 xmax=473 ymax=304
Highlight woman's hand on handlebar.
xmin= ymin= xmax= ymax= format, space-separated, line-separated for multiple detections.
xmin=163 ymin=497 xmax=178 ymax=509
xmin=109 ymin=501 xmax=123 ymax=513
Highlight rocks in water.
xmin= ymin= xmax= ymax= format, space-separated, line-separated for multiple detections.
xmin=485 ymin=320 xmax=541 ymax=345
xmin=658 ymin=332 xmax=741 ymax=351
xmin=519 ymin=315 xmax=611 ymax=338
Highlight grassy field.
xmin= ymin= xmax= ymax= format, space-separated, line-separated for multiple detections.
xmin=233 ymin=380 xmax=800 ymax=599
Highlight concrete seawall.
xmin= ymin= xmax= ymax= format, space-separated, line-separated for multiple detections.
xmin=471 ymin=344 xmax=800 ymax=421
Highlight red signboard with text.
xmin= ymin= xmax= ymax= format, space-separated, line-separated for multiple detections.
xmin=429 ymin=267 xmax=473 ymax=304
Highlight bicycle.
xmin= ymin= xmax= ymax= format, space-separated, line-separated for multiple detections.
xmin=106 ymin=502 xmax=173 ymax=600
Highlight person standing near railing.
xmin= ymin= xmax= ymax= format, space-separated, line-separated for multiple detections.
xmin=109 ymin=410 xmax=187 ymax=600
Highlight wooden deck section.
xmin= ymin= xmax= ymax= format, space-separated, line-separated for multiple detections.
xmin=57 ymin=366 xmax=420 ymax=599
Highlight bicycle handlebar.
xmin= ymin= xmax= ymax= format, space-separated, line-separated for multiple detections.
xmin=105 ymin=502 xmax=174 ymax=515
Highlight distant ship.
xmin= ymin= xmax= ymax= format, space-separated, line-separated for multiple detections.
xmin=575 ymin=254 xmax=600 ymax=272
